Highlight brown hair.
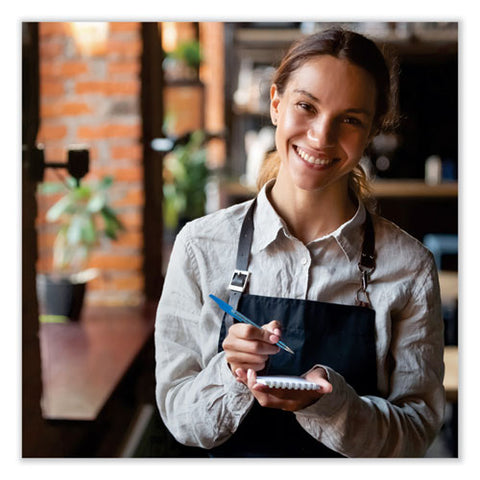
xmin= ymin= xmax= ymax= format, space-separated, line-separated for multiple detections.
xmin=257 ymin=27 xmax=398 ymax=208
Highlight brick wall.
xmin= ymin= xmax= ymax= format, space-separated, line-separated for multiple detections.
xmin=36 ymin=22 xmax=144 ymax=306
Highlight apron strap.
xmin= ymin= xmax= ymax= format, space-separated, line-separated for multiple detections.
xmin=222 ymin=198 xmax=257 ymax=330
xmin=356 ymin=209 xmax=376 ymax=308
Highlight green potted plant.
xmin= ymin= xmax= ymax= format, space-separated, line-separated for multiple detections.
xmin=162 ymin=130 xmax=209 ymax=232
xmin=163 ymin=39 xmax=203 ymax=81
xmin=36 ymin=175 xmax=124 ymax=321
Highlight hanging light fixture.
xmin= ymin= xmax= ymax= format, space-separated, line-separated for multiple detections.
xmin=70 ymin=22 xmax=109 ymax=56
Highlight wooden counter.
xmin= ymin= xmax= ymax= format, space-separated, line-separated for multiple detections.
xmin=39 ymin=305 xmax=155 ymax=421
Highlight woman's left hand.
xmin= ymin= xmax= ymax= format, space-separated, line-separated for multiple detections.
xmin=234 ymin=367 xmax=332 ymax=412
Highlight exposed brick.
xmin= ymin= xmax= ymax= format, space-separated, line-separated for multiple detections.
xmin=39 ymin=22 xmax=68 ymax=37
xmin=74 ymin=81 xmax=106 ymax=95
xmin=36 ymin=21 xmax=145 ymax=307
xmin=37 ymin=124 xmax=68 ymax=142
xmin=113 ymin=274 xmax=144 ymax=291
xmin=40 ymin=81 xmax=65 ymax=97
xmin=114 ymin=231 xmax=143 ymax=248
xmin=113 ymin=187 xmax=144 ymax=207
xmin=117 ymin=212 xmax=142 ymax=230
xmin=39 ymin=40 xmax=64 ymax=59
xmin=108 ymin=60 xmax=140 ymax=76
xmin=89 ymin=254 xmax=142 ymax=270
xmin=106 ymin=38 xmax=142 ymax=59
xmin=36 ymin=254 xmax=54 ymax=274
xmin=108 ymin=167 xmax=143 ymax=182
xmin=109 ymin=22 xmax=140 ymax=33
xmin=41 ymin=101 xmax=92 ymax=118
xmin=76 ymin=123 xmax=140 ymax=140
xmin=93 ymin=167 xmax=143 ymax=183
xmin=75 ymin=80 xmax=139 ymax=96
xmin=41 ymin=60 xmax=89 ymax=78
xmin=36 ymin=231 xmax=57 ymax=251
xmin=111 ymin=144 xmax=142 ymax=161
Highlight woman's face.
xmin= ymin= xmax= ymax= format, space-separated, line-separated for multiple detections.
xmin=270 ymin=55 xmax=376 ymax=195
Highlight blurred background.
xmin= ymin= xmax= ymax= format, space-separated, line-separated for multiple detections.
xmin=22 ymin=21 xmax=458 ymax=457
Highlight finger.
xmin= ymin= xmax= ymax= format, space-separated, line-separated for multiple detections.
xmin=305 ymin=368 xmax=333 ymax=394
xmin=263 ymin=320 xmax=282 ymax=338
xmin=262 ymin=320 xmax=282 ymax=341
xmin=234 ymin=367 xmax=248 ymax=384
xmin=224 ymin=336 xmax=280 ymax=355
xmin=232 ymin=323 xmax=281 ymax=346
xmin=247 ymin=368 xmax=258 ymax=390
xmin=226 ymin=348 xmax=266 ymax=364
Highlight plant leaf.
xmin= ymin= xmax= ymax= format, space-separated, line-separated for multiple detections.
xmin=66 ymin=215 xmax=84 ymax=245
xmin=87 ymin=192 xmax=106 ymax=212
xmin=46 ymin=195 xmax=73 ymax=221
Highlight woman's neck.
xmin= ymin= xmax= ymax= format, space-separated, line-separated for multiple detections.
xmin=269 ymin=174 xmax=356 ymax=244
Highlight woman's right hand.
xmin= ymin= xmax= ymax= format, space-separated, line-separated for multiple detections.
xmin=222 ymin=320 xmax=282 ymax=374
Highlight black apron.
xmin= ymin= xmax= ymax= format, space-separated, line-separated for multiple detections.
xmin=211 ymin=199 xmax=378 ymax=458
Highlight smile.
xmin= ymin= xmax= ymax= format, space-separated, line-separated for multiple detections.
xmin=294 ymin=145 xmax=338 ymax=167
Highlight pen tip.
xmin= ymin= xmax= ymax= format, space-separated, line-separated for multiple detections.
xmin=286 ymin=346 xmax=295 ymax=355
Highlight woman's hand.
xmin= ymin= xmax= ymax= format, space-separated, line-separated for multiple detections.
xmin=235 ymin=367 xmax=333 ymax=412
xmin=223 ymin=320 xmax=282 ymax=373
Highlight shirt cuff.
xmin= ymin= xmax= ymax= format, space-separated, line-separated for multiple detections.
xmin=219 ymin=352 xmax=251 ymax=395
xmin=296 ymin=365 xmax=349 ymax=418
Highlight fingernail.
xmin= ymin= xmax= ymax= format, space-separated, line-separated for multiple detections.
xmin=235 ymin=368 xmax=242 ymax=377
xmin=274 ymin=328 xmax=281 ymax=336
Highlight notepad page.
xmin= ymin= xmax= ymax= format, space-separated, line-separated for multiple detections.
xmin=256 ymin=376 xmax=320 ymax=390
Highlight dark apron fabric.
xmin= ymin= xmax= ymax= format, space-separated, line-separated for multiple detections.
xmin=210 ymin=198 xmax=378 ymax=457
xmin=211 ymin=294 xmax=377 ymax=457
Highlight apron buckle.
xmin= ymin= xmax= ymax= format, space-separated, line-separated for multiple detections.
xmin=228 ymin=269 xmax=251 ymax=292
xmin=356 ymin=264 xmax=374 ymax=308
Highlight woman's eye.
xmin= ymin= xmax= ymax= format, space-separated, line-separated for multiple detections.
xmin=343 ymin=117 xmax=362 ymax=126
xmin=296 ymin=102 xmax=315 ymax=113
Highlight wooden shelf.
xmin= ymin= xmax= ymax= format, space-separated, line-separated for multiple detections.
xmin=220 ymin=179 xmax=458 ymax=206
xmin=371 ymin=179 xmax=458 ymax=198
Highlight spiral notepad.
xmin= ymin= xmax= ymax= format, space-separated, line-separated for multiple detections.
xmin=256 ymin=376 xmax=320 ymax=390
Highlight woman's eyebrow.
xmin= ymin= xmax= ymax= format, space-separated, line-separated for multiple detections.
xmin=293 ymin=88 xmax=372 ymax=117
xmin=293 ymin=88 xmax=319 ymax=102
xmin=345 ymin=107 xmax=373 ymax=117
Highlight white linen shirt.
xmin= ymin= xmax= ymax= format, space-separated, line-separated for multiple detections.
xmin=154 ymin=181 xmax=445 ymax=457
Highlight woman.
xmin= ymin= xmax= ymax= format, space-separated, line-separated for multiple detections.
xmin=155 ymin=27 xmax=445 ymax=457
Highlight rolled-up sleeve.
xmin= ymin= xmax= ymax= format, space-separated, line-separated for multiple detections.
xmin=295 ymin=254 xmax=446 ymax=457
xmin=154 ymin=226 xmax=254 ymax=449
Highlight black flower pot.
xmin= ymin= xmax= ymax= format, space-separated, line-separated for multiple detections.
xmin=36 ymin=274 xmax=87 ymax=321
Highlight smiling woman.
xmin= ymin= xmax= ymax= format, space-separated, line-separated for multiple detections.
xmin=154 ymin=27 xmax=445 ymax=458
xmin=269 ymin=55 xmax=378 ymax=241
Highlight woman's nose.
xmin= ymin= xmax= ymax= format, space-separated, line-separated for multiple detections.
xmin=307 ymin=117 xmax=337 ymax=147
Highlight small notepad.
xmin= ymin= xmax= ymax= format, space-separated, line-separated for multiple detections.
xmin=256 ymin=376 xmax=320 ymax=390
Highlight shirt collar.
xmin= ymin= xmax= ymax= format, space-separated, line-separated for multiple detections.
xmin=252 ymin=179 xmax=285 ymax=253
xmin=329 ymin=201 xmax=366 ymax=262
xmin=252 ymin=180 xmax=367 ymax=263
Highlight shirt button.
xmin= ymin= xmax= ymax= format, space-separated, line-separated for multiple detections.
xmin=301 ymin=257 xmax=308 ymax=265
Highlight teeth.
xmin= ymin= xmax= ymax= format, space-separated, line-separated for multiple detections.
xmin=296 ymin=146 xmax=332 ymax=166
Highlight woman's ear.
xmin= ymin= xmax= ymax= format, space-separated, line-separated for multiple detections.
xmin=270 ymin=84 xmax=280 ymax=126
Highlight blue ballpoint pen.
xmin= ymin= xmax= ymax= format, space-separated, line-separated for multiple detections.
xmin=209 ymin=294 xmax=295 ymax=355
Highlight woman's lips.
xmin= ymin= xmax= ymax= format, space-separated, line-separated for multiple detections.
xmin=293 ymin=145 xmax=338 ymax=167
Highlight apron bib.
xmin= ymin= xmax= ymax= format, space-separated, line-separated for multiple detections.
xmin=211 ymin=199 xmax=378 ymax=457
